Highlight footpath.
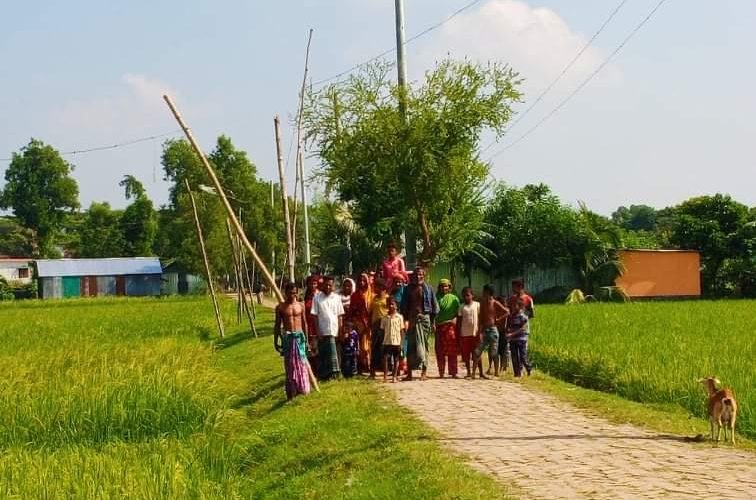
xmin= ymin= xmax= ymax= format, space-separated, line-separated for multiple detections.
xmin=388 ymin=372 xmax=756 ymax=499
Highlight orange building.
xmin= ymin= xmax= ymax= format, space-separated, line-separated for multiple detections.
xmin=616 ymin=250 xmax=701 ymax=298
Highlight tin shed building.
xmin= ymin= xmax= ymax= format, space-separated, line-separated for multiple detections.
xmin=0 ymin=257 xmax=33 ymax=285
xmin=36 ymin=258 xmax=163 ymax=299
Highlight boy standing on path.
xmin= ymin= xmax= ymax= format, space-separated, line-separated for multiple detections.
xmin=472 ymin=285 xmax=509 ymax=379
xmin=507 ymin=278 xmax=534 ymax=319
xmin=400 ymin=267 xmax=439 ymax=381
xmin=457 ymin=287 xmax=480 ymax=378
xmin=311 ymin=276 xmax=344 ymax=380
xmin=381 ymin=296 xmax=405 ymax=383
xmin=274 ymin=282 xmax=311 ymax=400
xmin=506 ymin=298 xmax=532 ymax=377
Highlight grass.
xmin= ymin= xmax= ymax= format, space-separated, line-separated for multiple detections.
xmin=529 ymin=300 xmax=756 ymax=441
xmin=0 ymin=297 xmax=511 ymax=499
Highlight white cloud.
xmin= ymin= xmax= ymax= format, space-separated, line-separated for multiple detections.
xmin=413 ymin=0 xmax=620 ymax=92
xmin=51 ymin=74 xmax=179 ymax=134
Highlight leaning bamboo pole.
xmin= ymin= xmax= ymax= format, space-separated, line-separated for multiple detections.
xmin=274 ymin=116 xmax=296 ymax=284
xmin=164 ymin=95 xmax=283 ymax=303
xmin=184 ymin=179 xmax=225 ymax=338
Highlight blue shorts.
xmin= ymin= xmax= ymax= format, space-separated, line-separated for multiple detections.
xmin=474 ymin=326 xmax=499 ymax=359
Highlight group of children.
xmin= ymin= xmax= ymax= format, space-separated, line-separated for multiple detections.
xmin=273 ymin=244 xmax=535 ymax=400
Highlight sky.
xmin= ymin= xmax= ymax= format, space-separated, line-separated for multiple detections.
xmin=1 ymin=0 xmax=754 ymax=215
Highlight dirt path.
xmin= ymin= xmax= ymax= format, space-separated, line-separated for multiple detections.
xmin=388 ymin=374 xmax=755 ymax=499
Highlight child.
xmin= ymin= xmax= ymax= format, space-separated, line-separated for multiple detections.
xmin=508 ymin=279 xmax=534 ymax=318
xmin=369 ymin=278 xmax=390 ymax=378
xmin=506 ymin=298 xmax=532 ymax=377
xmin=456 ymin=287 xmax=480 ymax=379
xmin=382 ymin=242 xmax=408 ymax=284
xmin=472 ymin=284 xmax=509 ymax=379
xmin=381 ymin=296 xmax=405 ymax=383
xmin=341 ymin=318 xmax=359 ymax=378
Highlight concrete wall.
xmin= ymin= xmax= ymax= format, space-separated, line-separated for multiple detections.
xmin=616 ymin=250 xmax=701 ymax=297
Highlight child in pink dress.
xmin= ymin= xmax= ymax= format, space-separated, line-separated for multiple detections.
xmin=381 ymin=243 xmax=408 ymax=284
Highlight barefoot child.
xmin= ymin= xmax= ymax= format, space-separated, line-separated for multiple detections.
xmin=369 ymin=278 xmax=390 ymax=377
xmin=457 ymin=287 xmax=480 ymax=378
xmin=341 ymin=318 xmax=359 ymax=378
xmin=274 ymin=282 xmax=311 ymax=400
xmin=506 ymin=297 xmax=532 ymax=377
xmin=381 ymin=296 xmax=405 ymax=383
xmin=472 ymin=284 xmax=509 ymax=379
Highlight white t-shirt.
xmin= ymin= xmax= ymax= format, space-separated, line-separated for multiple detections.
xmin=311 ymin=292 xmax=344 ymax=337
xmin=458 ymin=301 xmax=480 ymax=337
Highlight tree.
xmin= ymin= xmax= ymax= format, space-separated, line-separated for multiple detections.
xmin=77 ymin=202 xmax=125 ymax=258
xmin=0 ymin=217 xmax=35 ymax=256
xmin=305 ymin=59 xmax=522 ymax=265
xmin=119 ymin=175 xmax=157 ymax=256
xmin=573 ymin=203 xmax=625 ymax=295
xmin=611 ymin=204 xmax=657 ymax=231
xmin=0 ymin=139 xmax=79 ymax=256
xmin=668 ymin=194 xmax=749 ymax=295
xmin=158 ymin=137 xmax=283 ymax=276
xmin=485 ymin=183 xmax=578 ymax=278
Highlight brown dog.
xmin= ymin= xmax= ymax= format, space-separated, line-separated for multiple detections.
xmin=698 ymin=377 xmax=738 ymax=444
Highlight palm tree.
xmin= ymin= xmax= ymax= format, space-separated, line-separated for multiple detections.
xmin=575 ymin=202 xmax=626 ymax=295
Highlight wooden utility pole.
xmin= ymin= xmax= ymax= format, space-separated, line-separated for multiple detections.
xmin=226 ymin=218 xmax=256 ymax=335
xmin=164 ymin=95 xmax=283 ymax=302
xmin=184 ymin=179 xmax=224 ymax=338
xmin=274 ymin=115 xmax=296 ymax=283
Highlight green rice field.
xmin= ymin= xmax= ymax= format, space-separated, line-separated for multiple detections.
xmin=0 ymin=297 xmax=509 ymax=499
xmin=531 ymin=301 xmax=755 ymax=440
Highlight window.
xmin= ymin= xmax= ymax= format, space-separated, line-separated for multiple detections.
xmin=18 ymin=268 xmax=29 ymax=279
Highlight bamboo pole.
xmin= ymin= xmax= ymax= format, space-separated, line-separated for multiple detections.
xmin=296 ymin=29 xmax=314 ymax=268
xmin=184 ymin=179 xmax=225 ymax=338
xmin=164 ymin=95 xmax=283 ymax=302
xmin=226 ymin=218 xmax=256 ymax=335
xmin=274 ymin=115 xmax=296 ymax=283
xmin=225 ymin=218 xmax=243 ymax=324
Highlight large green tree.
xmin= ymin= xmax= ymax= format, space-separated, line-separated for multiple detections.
xmin=119 ymin=175 xmax=157 ymax=256
xmin=77 ymin=202 xmax=125 ymax=258
xmin=0 ymin=139 xmax=79 ymax=256
xmin=305 ymin=59 xmax=522 ymax=265
xmin=667 ymin=194 xmax=749 ymax=295
xmin=485 ymin=183 xmax=578 ymax=278
xmin=158 ymin=137 xmax=283 ymax=276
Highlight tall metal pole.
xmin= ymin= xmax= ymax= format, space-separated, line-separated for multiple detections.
xmin=296 ymin=29 xmax=314 ymax=269
xmin=395 ymin=0 xmax=416 ymax=268
xmin=395 ymin=0 xmax=408 ymax=114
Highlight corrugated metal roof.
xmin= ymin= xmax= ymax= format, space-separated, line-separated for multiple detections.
xmin=35 ymin=258 xmax=163 ymax=278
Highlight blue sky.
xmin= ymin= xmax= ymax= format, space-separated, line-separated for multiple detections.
xmin=1 ymin=0 xmax=754 ymax=215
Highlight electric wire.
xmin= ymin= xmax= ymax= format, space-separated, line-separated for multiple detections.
xmin=480 ymin=0 xmax=631 ymax=155
xmin=311 ymin=0 xmax=484 ymax=87
xmin=485 ymin=0 xmax=670 ymax=162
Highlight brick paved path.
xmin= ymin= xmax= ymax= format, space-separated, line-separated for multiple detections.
xmin=389 ymin=375 xmax=756 ymax=499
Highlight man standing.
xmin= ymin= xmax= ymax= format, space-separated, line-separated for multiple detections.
xmin=310 ymin=276 xmax=344 ymax=380
xmin=400 ymin=267 xmax=438 ymax=381
xmin=274 ymin=282 xmax=311 ymax=400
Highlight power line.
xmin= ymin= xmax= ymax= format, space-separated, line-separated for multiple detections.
xmin=0 ymin=130 xmax=182 ymax=162
xmin=486 ymin=0 xmax=670 ymax=162
xmin=312 ymin=0 xmax=484 ymax=87
xmin=480 ymin=0 xmax=630 ymax=155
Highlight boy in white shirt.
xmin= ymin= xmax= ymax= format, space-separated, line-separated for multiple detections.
xmin=457 ymin=287 xmax=480 ymax=379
